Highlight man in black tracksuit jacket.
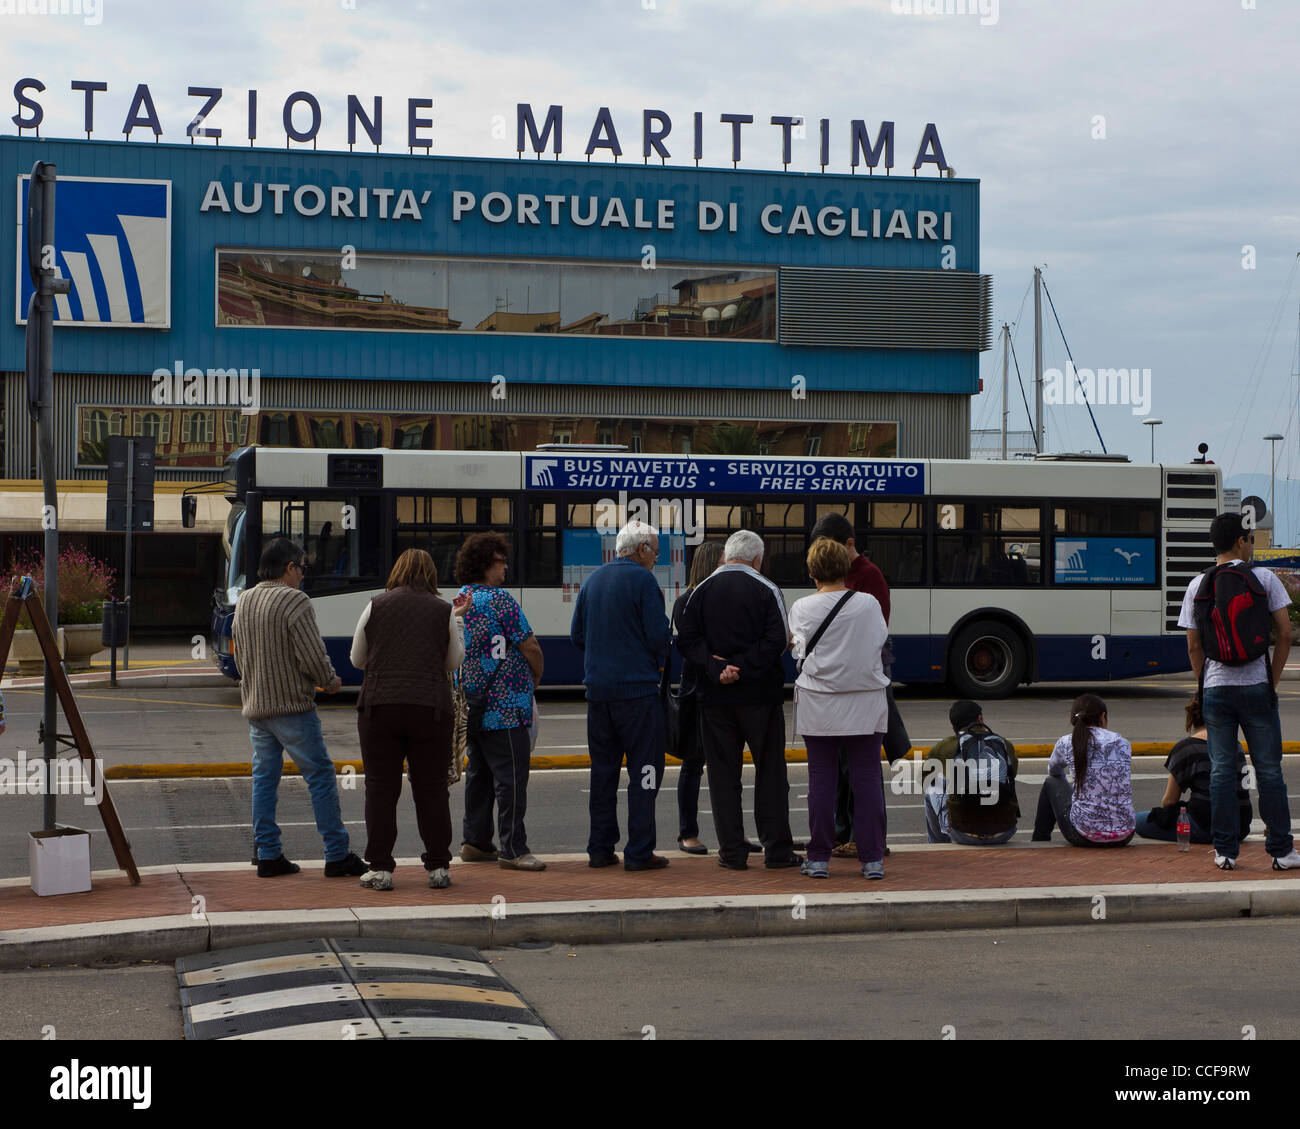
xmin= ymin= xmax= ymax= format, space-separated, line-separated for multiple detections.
xmin=676 ymin=531 xmax=802 ymax=871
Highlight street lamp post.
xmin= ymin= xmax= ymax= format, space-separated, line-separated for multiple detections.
xmin=1265 ymin=433 xmax=1284 ymax=545
xmin=1142 ymin=418 xmax=1163 ymax=463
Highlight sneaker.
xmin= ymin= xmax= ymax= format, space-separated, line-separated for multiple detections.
xmin=359 ymin=869 xmax=393 ymax=891
xmin=499 ymin=853 xmax=547 ymax=871
xmin=800 ymin=859 xmax=829 ymax=879
xmin=862 ymin=860 xmax=884 ymax=880
xmin=257 ymin=854 xmax=300 ymax=878
xmin=1214 ymin=854 xmax=1237 ymax=871
xmin=1272 ymin=850 xmax=1300 ymax=871
xmin=461 ymin=843 xmax=499 ymax=862
xmin=324 ymin=852 xmax=367 ymax=878
xmin=428 ymin=867 xmax=451 ymax=889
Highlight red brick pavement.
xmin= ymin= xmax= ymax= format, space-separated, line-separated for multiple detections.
xmin=3 ymin=842 xmax=1297 ymax=933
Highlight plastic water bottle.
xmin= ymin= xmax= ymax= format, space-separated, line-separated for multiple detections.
xmin=1176 ymin=805 xmax=1191 ymax=852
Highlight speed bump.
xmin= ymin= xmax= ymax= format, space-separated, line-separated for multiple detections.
xmin=177 ymin=938 xmax=556 ymax=1040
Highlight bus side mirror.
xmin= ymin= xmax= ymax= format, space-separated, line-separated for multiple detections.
xmin=181 ymin=495 xmax=197 ymax=528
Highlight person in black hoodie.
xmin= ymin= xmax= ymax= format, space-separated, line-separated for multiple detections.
xmin=1135 ymin=698 xmax=1252 ymax=845
xmin=676 ymin=529 xmax=802 ymax=871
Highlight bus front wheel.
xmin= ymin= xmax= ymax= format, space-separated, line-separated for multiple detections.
xmin=948 ymin=620 xmax=1026 ymax=700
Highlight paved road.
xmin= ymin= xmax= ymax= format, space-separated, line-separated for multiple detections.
xmin=3 ymin=675 xmax=1298 ymax=769
xmin=7 ymin=757 xmax=1300 ymax=878
xmin=2 ymin=918 xmax=1298 ymax=1044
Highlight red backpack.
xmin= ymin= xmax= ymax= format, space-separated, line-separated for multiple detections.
xmin=1193 ymin=564 xmax=1272 ymax=665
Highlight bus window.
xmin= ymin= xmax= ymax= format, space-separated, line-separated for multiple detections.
xmin=260 ymin=496 xmax=382 ymax=594
xmin=933 ymin=502 xmax=1042 ymax=586
xmin=1053 ymin=502 xmax=1157 ymax=535
xmin=858 ymin=501 xmax=924 ymax=585
xmin=394 ymin=495 xmax=514 ymax=589
xmin=524 ymin=500 xmax=559 ymax=585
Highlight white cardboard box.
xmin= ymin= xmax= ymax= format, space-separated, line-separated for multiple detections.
xmin=29 ymin=827 xmax=92 ymax=896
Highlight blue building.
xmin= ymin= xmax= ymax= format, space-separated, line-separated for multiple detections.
xmin=1 ymin=134 xmax=989 ymax=625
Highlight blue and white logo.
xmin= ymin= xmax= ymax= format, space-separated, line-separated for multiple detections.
xmin=1054 ymin=537 xmax=1155 ymax=585
xmin=17 ymin=176 xmax=171 ymax=328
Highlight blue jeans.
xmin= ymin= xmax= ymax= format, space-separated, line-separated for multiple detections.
xmin=1203 ymin=682 xmax=1292 ymax=860
xmin=1133 ymin=809 xmax=1211 ymax=844
xmin=250 ymin=709 xmax=351 ymax=863
xmin=586 ymin=694 xmax=664 ymax=864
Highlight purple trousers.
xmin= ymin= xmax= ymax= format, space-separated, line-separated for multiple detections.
xmin=806 ymin=734 xmax=885 ymax=863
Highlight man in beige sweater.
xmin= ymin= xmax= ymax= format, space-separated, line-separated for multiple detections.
xmin=233 ymin=538 xmax=365 ymax=878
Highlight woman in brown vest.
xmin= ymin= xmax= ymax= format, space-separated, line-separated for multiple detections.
xmin=350 ymin=549 xmax=464 ymax=891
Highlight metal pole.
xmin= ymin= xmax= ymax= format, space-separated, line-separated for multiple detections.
xmin=1150 ymin=426 xmax=1155 ymax=463
xmin=1270 ymin=440 xmax=1276 ymax=537
xmin=36 ymin=166 xmax=58 ymax=832
xmin=125 ymin=439 xmax=133 ymax=671
xmin=1000 ymin=323 xmax=1009 ymax=460
xmin=1033 ymin=267 xmax=1044 ymax=453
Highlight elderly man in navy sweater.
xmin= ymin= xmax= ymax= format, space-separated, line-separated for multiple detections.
xmin=570 ymin=520 xmax=673 ymax=871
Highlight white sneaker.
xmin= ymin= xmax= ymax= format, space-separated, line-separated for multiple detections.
xmin=428 ymin=867 xmax=451 ymax=889
xmin=1214 ymin=854 xmax=1237 ymax=871
xmin=359 ymin=869 xmax=393 ymax=890
xmin=1272 ymin=850 xmax=1300 ymax=871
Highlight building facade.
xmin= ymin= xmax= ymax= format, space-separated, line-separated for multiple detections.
xmin=1 ymin=135 xmax=989 ymax=625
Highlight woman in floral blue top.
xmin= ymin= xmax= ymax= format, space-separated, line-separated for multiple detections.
xmin=1032 ymin=693 xmax=1135 ymax=847
xmin=454 ymin=532 xmax=547 ymax=872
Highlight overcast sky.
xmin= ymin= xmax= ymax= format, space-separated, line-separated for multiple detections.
xmin=3 ymin=0 xmax=1298 ymax=539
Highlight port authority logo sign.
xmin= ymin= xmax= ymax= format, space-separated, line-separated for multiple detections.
xmin=17 ymin=175 xmax=171 ymax=328
xmin=526 ymin=454 xmax=924 ymax=495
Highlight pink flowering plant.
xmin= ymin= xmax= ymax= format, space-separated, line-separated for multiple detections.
xmin=0 ymin=546 xmax=116 ymax=627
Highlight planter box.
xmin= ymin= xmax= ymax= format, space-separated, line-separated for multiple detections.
xmin=10 ymin=628 xmax=66 ymax=676
xmin=62 ymin=623 xmax=105 ymax=673
xmin=29 ymin=828 xmax=92 ymax=896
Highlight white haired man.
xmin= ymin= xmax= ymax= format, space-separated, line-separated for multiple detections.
xmin=676 ymin=530 xmax=802 ymax=870
xmin=570 ymin=519 xmax=673 ymax=870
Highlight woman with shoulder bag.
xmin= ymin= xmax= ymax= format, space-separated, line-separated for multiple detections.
xmin=454 ymin=532 xmax=548 ymax=872
xmin=669 ymin=540 xmax=725 ymax=854
xmin=350 ymin=549 xmax=465 ymax=892
xmin=789 ymin=537 xmax=891 ymax=880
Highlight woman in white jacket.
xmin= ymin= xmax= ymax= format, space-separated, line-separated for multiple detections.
xmin=790 ymin=537 xmax=891 ymax=879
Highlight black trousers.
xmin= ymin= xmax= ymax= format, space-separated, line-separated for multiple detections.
xmin=357 ymin=703 xmax=453 ymax=872
xmin=700 ymin=701 xmax=795 ymax=867
xmin=462 ymin=724 xmax=533 ymax=860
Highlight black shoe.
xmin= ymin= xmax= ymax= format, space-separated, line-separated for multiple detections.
xmin=324 ymin=852 xmax=367 ymax=877
xmin=589 ymin=853 xmax=620 ymax=868
xmin=764 ymin=853 xmax=804 ymax=870
xmin=257 ymin=854 xmax=300 ymax=878
xmin=251 ymin=841 xmax=258 ymax=866
xmin=625 ymin=854 xmax=670 ymax=871
xmin=884 ymin=846 xmax=892 ymax=858
xmin=718 ymin=856 xmax=749 ymax=870
xmin=745 ymin=840 xmax=763 ymax=854
xmin=677 ymin=837 xmax=710 ymax=855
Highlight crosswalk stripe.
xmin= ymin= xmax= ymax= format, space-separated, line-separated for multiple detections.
xmin=180 ymin=952 xmax=342 ymax=987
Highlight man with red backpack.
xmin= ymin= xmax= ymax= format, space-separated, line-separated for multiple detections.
xmin=1179 ymin=511 xmax=1297 ymax=872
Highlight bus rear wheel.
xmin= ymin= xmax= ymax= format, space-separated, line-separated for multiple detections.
xmin=948 ymin=620 xmax=1026 ymax=700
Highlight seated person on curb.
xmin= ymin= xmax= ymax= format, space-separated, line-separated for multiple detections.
xmin=1135 ymin=698 xmax=1252 ymax=845
xmin=1032 ymin=693 xmax=1135 ymax=847
xmin=923 ymin=700 xmax=1019 ymax=845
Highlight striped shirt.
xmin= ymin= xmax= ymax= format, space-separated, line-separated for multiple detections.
xmin=232 ymin=581 xmax=337 ymax=720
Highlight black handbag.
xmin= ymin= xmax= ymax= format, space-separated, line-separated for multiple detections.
xmin=465 ymin=645 xmax=509 ymax=735
xmin=660 ymin=658 xmax=689 ymax=758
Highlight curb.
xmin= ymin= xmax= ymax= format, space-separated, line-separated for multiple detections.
xmin=101 ymin=741 xmax=1300 ymax=779
xmin=3 ymin=880 xmax=1295 ymax=969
